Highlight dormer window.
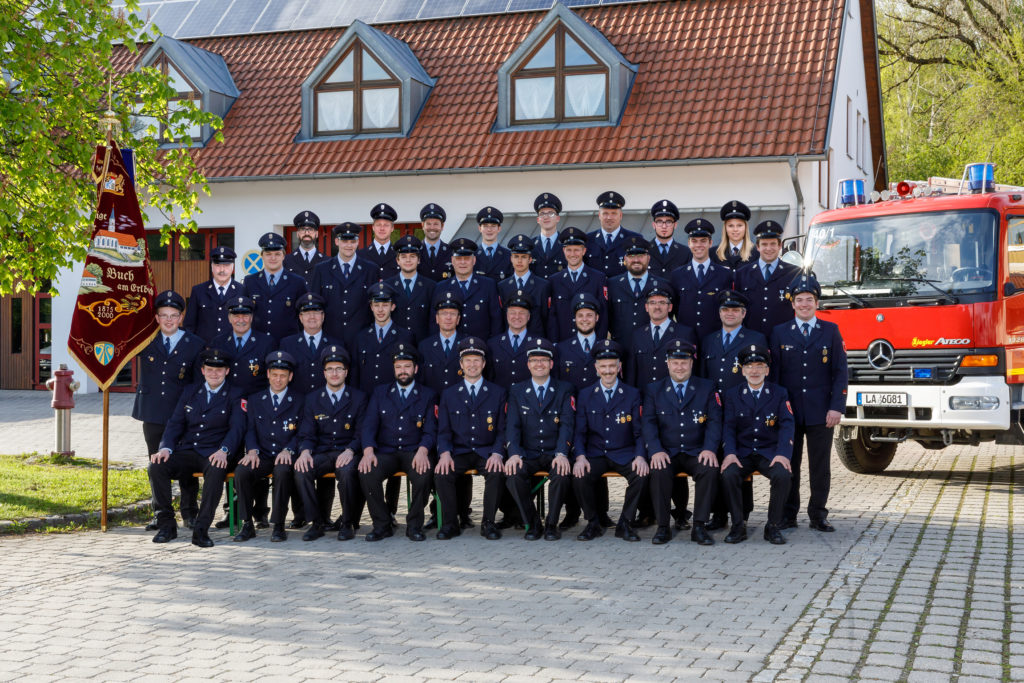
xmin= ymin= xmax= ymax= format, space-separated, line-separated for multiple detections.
xmin=315 ymin=41 xmax=401 ymax=135
xmin=512 ymin=25 xmax=607 ymax=124
xmin=135 ymin=55 xmax=202 ymax=142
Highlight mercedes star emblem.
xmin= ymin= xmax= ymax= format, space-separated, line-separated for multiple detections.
xmin=867 ymin=339 xmax=895 ymax=370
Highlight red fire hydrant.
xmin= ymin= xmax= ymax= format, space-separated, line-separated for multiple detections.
xmin=45 ymin=364 xmax=80 ymax=458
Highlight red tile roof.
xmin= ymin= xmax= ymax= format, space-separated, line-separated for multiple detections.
xmin=114 ymin=0 xmax=851 ymax=180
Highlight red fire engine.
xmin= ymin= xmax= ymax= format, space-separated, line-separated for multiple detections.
xmin=796 ymin=164 xmax=1024 ymax=473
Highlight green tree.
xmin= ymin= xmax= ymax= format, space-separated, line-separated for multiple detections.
xmin=0 ymin=0 xmax=221 ymax=295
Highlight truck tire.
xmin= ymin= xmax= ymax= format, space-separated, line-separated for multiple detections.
xmin=835 ymin=429 xmax=897 ymax=474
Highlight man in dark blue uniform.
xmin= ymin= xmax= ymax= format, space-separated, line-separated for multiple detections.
xmin=585 ymin=191 xmax=642 ymax=278
xmin=278 ymin=293 xmax=339 ymax=396
xmin=244 ymin=232 xmax=305 ymax=343
xmin=733 ymin=220 xmax=800 ymax=337
xmin=209 ymin=296 xmax=276 ymax=398
xmin=294 ymin=345 xmax=368 ymax=541
xmin=284 ymin=210 xmax=327 ymax=281
xmin=417 ymin=292 xmax=465 ymax=394
xmin=474 ymin=206 xmax=512 ymax=281
xmin=351 ymin=283 xmax=414 ymax=395
xmin=548 ymin=226 xmax=608 ymax=342
xmin=625 ymin=287 xmax=697 ymax=388
xmin=770 ymin=274 xmax=847 ymax=532
xmin=310 ymin=222 xmax=380 ymax=348
xmin=418 ymin=203 xmax=452 ymax=282
xmin=232 ymin=351 xmax=302 ymax=543
xmin=357 ymin=203 xmax=399 ymax=280
xmin=431 ymin=238 xmax=502 ymax=340
xmin=487 ymin=295 xmax=541 ymax=389
xmin=606 ymin=236 xmax=670 ymax=346
xmin=149 ymin=348 xmax=246 ymax=548
xmin=530 ymin=193 xmax=566 ymax=278
xmin=572 ymin=340 xmax=648 ymax=542
xmin=555 ymin=293 xmax=600 ymax=391
xmin=647 ymin=199 xmax=692 ymax=279
xmin=505 ymin=338 xmax=575 ymax=541
xmin=721 ymin=344 xmax=794 ymax=545
xmin=183 ymin=245 xmax=241 ymax=343
xmin=670 ymin=218 xmax=734 ymax=342
xmin=642 ymin=340 xmax=722 ymax=546
xmin=435 ymin=337 xmax=507 ymax=540
xmin=134 ymin=290 xmax=205 ymax=530
xmin=385 ymin=234 xmax=435 ymax=345
xmin=358 ymin=344 xmax=438 ymax=542
xmin=499 ymin=234 xmax=550 ymax=338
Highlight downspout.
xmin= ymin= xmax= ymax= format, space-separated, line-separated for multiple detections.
xmin=789 ymin=155 xmax=805 ymax=248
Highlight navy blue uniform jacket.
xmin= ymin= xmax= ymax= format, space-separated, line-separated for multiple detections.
xmin=486 ymin=332 xmax=541 ymax=389
xmin=159 ymin=381 xmax=246 ymax=455
xmin=698 ymin=327 xmax=768 ymax=392
xmin=132 ymin=331 xmax=206 ymax=424
xmin=625 ymin=321 xmax=697 ymax=388
xmin=497 ymin=274 xmax=551 ymax=338
xmin=769 ymin=318 xmax=848 ymax=426
xmin=475 ymin=244 xmax=512 ymax=282
xmin=641 ymin=375 xmax=722 ymax=457
xmin=555 ymin=336 xmax=597 ymax=391
xmin=547 ymin=266 xmax=608 ymax=342
xmin=505 ymin=379 xmax=575 ymax=460
xmin=243 ymin=270 xmax=306 ymax=343
xmin=585 ymin=227 xmax=643 ymax=277
xmin=244 ymin=388 xmax=303 ymax=455
xmin=530 ymin=235 xmax=566 ymax=278
xmin=606 ymin=272 xmax=670 ymax=345
xmin=431 ymin=276 xmax=502 ymax=341
xmin=573 ymin=381 xmax=645 ymax=465
xmin=669 ymin=260 xmax=734 ymax=341
xmin=209 ymin=330 xmax=277 ymax=397
xmin=277 ymin=333 xmax=343 ymax=395
xmin=384 ymin=273 xmax=436 ymax=345
xmin=183 ymin=279 xmax=243 ymax=343
xmin=437 ymin=380 xmax=507 ymax=459
xmin=351 ymin=324 xmax=414 ymax=395
xmin=722 ymin=382 xmax=795 ymax=461
xmin=309 ymin=256 xmax=380 ymax=348
xmin=418 ymin=241 xmax=452 ymax=282
xmin=284 ymin=249 xmax=326 ymax=282
xmin=416 ymin=334 xmax=465 ymax=394
xmin=732 ymin=260 xmax=800 ymax=336
xmin=362 ymin=383 xmax=438 ymax=454
xmin=358 ymin=243 xmax=399 ymax=281
xmin=647 ymin=239 xmax=692 ymax=280
xmin=298 ymin=385 xmax=367 ymax=456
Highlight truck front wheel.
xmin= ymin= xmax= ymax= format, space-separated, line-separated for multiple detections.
xmin=835 ymin=428 xmax=897 ymax=474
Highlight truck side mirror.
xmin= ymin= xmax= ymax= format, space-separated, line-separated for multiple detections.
xmin=1005 ymin=281 xmax=1020 ymax=297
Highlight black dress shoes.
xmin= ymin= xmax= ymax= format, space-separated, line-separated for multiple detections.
xmin=436 ymin=526 xmax=460 ymax=540
xmin=255 ymin=514 xmax=270 ymax=529
xmin=337 ymin=524 xmax=355 ymax=541
xmin=481 ymin=522 xmax=502 ymax=540
xmin=302 ymin=523 xmax=325 ymax=542
xmin=524 ymin=517 xmax=544 ymax=541
xmin=651 ymin=526 xmax=672 ymax=545
xmin=615 ymin=522 xmax=641 ymax=542
xmin=597 ymin=513 xmax=614 ymax=528
xmin=288 ymin=518 xmax=307 ymax=529
xmin=764 ymin=524 xmax=787 ymax=545
xmin=406 ymin=528 xmax=426 ymax=542
xmin=459 ymin=514 xmax=475 ymax=530
xmin=690 ymin=523 xmax=714 ymax=546
xmin=706 ymin=515 xmax=728 ymax=531
xmin=543 ymin=524 xmax=561 ymax=541
xmin=271 ymin=524 xmax=287 ymax=542
xmin=673 ymin=512 xmax=692 ymax=531
xmin=577 ymin=520 xmax=604 ymax=541
xmin=809 ymin=518 xmax=835 ymax=532
xmin=233 ymin=521 xmax=256 ymax=542
xmin=365 ymin=527 xmax=394 ymax=542
xmin=152 ymin=527 xmax=177 ymax=543
xmin=183 ymin=515 xmax=196 ymax=530
xmin=145 ymin=519 xmax=160 ymax=531
xmin=191 ymin=528 xmax=214 ymax=548
xmin=558 ymin=514 xmax=579 ymax=530
xmin=779 ymin=518 xmax=798 ymax=530
xmin=630 ymin=515 xmax=655 ymax=530
xmin=214 ymin=519 xmax=230 ymax=529
xmin=723 ymin=523 xmax=747 ymax=544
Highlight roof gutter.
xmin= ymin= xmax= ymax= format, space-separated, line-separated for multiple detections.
xmin=204 ymin=154 xmax=828 ymax=183
xmin=789 ymin=155 xmax=805 ymax=240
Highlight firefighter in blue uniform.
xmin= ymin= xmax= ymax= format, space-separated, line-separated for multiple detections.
xmin=572 ymin=340 xmax=648 ymax=542
xmin=310 ymin=222 xmax=380 ymax=348
xmin=294 ymin=345 xmax=368 ymax=542
xmin=278 ymin=293 xmax=339 ymax=395
xmin=232 ymin=351 xmax=303 ymax=543
xmin=699 ymin=290 xmax=766 ymax=531
xmin=733 ymin=220 xmax=800 ymax=336
xmin=435 ymin=337 xmax=507 ymax=540
xmin=647 ymin=199 xmax=692 ymax=279
xmin=149 ymin=348 xmax=246 ymax=548
xmin=642 ymin=340 xmax=722 ymax=546
xmin=134 ymin=290 xmax=205 ymax=530
xmin=555 ymin=293 xmax=601 ymax=391
xmin=721 ymin=344 xmax=794 ymax=545
xmin=351 ymin=283 xmax=414 ymax=395
xmin=487 ymin=294 xmax=542 ymax=389
xmin=585 ymin=191 xmax=643 ymax=277
xmin=358 ymin=202 xmax=399 ymax=280
xmin=474 ymin=206 xmax=512 ymax=281
xmin=358 ymin=344 xmax=439 ymax=542
xmin=625 ymin=287 xmax=697 ymax=388
xmin=606 ymin=235 xmax=670 ymax=346
xmin=183 ymin=245 xmax=242 ymax=343
xmin=431 ymin=238 xmax=502 ymax=340
xmin=770 ymin=273 xmax=847 ymax=532
xmin=498 ymin=234 xmax=551 ymax=338
xmin=417 ymin=292 xmax=466 ymax=394
xmin=385 ymin=234 xmax=436 ymax=345
xmin=209 ymin=296 xmax=276 ymax=398
xmin=244 ymin=232 xmax=305 ymax=343
xmin=504 ymin=338 xmax=575 ymax=541
xmin=713 ymin=200 xmax=757 ymax=270
xmin=284 ymin=210 xmax=327 ymax=281
xmin=669 ymin=218 xmax=734 ymax=341
xmin=418 ymin=203 xmax=452 ymax=282
xmin=530 ymin=192 xmax=566 ymax=278
xmin=547 ymin=226 xmax=609 ymax=342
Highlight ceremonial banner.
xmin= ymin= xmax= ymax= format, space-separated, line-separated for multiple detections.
xmin=68 ymin=140 xmax=158 ymax=390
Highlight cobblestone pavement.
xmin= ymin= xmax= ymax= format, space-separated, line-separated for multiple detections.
xmin=0 ymin=390 xmax=1021 ymax=681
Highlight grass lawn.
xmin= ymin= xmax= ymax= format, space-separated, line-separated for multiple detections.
xmin=0 ymin=454 xmax=150 ymax=521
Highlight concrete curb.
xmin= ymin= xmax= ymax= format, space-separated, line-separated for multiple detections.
xmin=0 ymin=500 xmax=151 ymax=533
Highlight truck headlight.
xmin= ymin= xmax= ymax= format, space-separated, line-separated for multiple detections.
xmin=949 ymin=396 xmax=1000 ymax=410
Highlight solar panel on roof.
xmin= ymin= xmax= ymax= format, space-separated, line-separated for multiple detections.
xmin=211 ymin=0 xmax=270 ymax=35
xmin=418 ymin=0 xmax=466 ymax=19
xmin=508 ymin=0 xmax=553 ymax=11
xmin=175 ymin=0 xmax=230 ymax=37
xmin=252 ymin=0 xmax=307 ymax=33
xmin=461 ymin=0 xmax=511 ymax=16
xmin=334 ymin=0 xmax=385 ymax=26
xmin=292 ymin=0 xmax=342 ymax=30
xmin=146 ymin=1 xmax=196 ymax=38
xmin=375 ymin=0 xmax=426 ymax=23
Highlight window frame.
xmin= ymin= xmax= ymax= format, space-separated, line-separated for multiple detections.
xmin=313 ymin=40 xmax=403 ymax=136
xmin=139 ymin=54 xmax=203 ymax=144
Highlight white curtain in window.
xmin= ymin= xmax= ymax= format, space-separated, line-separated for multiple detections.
xmin=565 ymin=74 xmax=606 ymax=118
xmin=363 ymin=88 xmax=400 ymax=129
xmin=515 ymin=77 xmax=555 ymax=120
xmin=317 ymin=91 xmax=354 ymax=132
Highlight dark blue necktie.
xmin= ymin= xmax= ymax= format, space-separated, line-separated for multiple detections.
xmin=164 ymin=336 xmax=171 ymax=355
xmin=273 ymin=393 xmax=280 ymax=409
xmin=268 ymin=273 xmax=276 ymax=287
xmin=536 ymin=385 xmax=545 ymax=404
xmin=309 ymin=336 xmax=316 ymax=354
xmin=342 ymin=262 xmax=351 ymax=278
xmin=676 ymin=384 xmax=685 ymax=402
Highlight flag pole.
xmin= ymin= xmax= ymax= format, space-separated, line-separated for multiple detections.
xmin=101 ymin=389 xmax=110 ymax=532
xmin=99 ymin=80 xmax=114 ymax=534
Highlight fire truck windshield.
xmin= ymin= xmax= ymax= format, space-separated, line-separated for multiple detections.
xmin=804 ymin=209 xmax=998 ymax=305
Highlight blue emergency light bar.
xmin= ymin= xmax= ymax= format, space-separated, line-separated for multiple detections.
xmin=965 ymin=162 xmax=995 ymax=193
xmin=913 ymin=368 xmax=934 ymax=379
xmin=836 ymin=178 xmax=866 ymax=207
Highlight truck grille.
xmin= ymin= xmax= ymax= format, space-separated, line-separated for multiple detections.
xmin=848 ymin=349 xmax=963 ymax=385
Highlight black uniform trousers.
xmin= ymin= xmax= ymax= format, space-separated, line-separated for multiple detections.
xmin=574 ymin=457 xmax=647 ymax=525
xmin=234 ymin=457 xmax=294 ymax=526
xmin=435 ymin=453 xmax=504 ymax=531
xmin=144 ymin=422 xmax=198 ymax=519
xmin=506 ymin=455 xmax=569 ymax=527
xmin=149 ymin=449 xmax=237 ymax=531
xmin=360 ymin=451 xmax=432 ymax=534
xmin=785 ymin=423 xmax=834 ymax=522
xmin=296 ymin=454 xmax=364 ymax=527
xmin=722 ymin=455 xmax=790 ymax=526
xmin=650 ymin=454 xmax=717 ymax=527
xmin=711 ymin=445 xmax=754 ymax=523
